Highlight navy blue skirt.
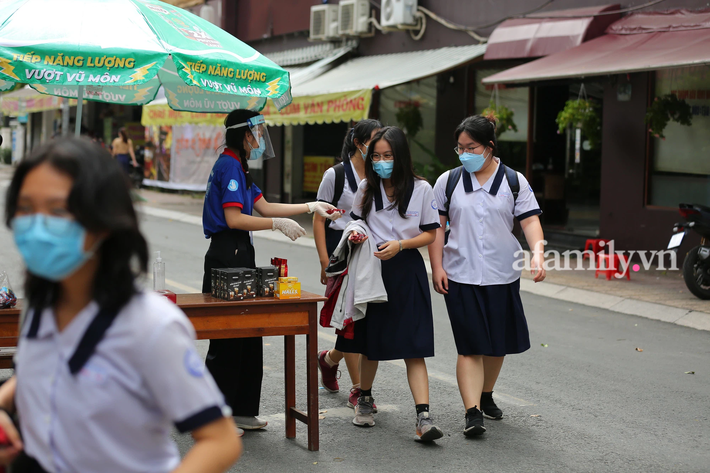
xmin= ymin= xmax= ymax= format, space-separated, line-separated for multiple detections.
xmin=444 ymin=279 xmax=530 ymax=357
xmin=356 ymin=249 xmax=435 ymax=361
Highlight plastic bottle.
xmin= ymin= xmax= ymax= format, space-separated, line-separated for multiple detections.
xmin=153 ymin=251 xmax=165 ymax=291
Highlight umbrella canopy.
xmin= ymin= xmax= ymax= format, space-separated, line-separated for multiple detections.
xmin=0 ymin=0 xmax=292 ymax=134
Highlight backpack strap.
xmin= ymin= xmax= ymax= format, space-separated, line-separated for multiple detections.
xmin=504 ymin=165 xmax=520 ymax=207
xmin=444 ymin=166 xmax=464 ymax=215
xmin=325 ymin=163 xmax=346 ymax=230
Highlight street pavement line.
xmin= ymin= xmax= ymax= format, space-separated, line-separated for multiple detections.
xmin=138 ymin=205 xmax=710 ymax=332
xmin=317 ymin=331 xmax=534 ymax=407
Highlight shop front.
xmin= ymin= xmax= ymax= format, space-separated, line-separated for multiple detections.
xmin=483 ymin=8 xmax=710 ymax=252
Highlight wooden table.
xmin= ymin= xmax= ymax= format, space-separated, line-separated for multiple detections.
xmin=0 ymin=291 xmax=326 ymax=452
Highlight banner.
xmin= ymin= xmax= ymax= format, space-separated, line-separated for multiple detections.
xmin=261 ymin=89 xmax=372 ymax=126
xmin=170 ymin=125 xmax=224 ymax=187
xmin=303 ymin=156 xmax=336 ymax=193
xmin=142 ymin=103 xmax=226 ymax=127
xmin=0 ymin=94 xmax=69 ymax=116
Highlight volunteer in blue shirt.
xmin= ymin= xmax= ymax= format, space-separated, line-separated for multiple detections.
xmin=0 ymin=138 xmax=241 ymax=473
xmin=202 ymin=110 xmax=339 ymax=432
xmin=429 ymin=114 xmax=546 ymax=437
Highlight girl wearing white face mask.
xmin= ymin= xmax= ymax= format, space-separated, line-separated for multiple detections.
xmin=428 ymin=114 xmax=546 ymax=437
xmin=314 ymin=119 xmax=382 ymax=411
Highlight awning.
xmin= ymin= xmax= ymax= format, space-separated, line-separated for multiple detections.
xmin=259 ymin=44 xmax=486 ymax=126
xmin=294 ymin=44 xmax=486 ymax=96
xmin=0 ymin=85 xmax=74 ymax=116
xmin=484 ymin=4 xmax=621 ymax=60
xmin=484 ymin=9 xmax=710 ymax=85
xmin=142 ymin=98 xmax=226 ymax=126
xmin=161 ymin=0 xmax=204 ymax=8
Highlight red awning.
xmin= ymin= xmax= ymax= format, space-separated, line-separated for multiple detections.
xmin=483 ymin=9 xmax=710 ymax=85
xmin=484 ymin=4 xmax=621 ymax=60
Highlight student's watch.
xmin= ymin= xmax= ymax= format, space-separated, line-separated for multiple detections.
xmin=398 ymin=240 xmax=403 ymax=253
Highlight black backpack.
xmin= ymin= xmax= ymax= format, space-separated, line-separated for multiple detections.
xmin=325 ymin=163 xmax=345 ymax=229
xmin=443 ymin=165 xmax=520 ymax=243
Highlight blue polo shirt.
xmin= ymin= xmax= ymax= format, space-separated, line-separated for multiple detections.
xmin=203 ymin=148 xmax=263 ymax=238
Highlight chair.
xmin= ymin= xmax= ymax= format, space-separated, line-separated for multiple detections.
xmin=595 ymin=254 xmax=630 ymax=281
xmin=583 ymin=239 xmax=611 ymax=263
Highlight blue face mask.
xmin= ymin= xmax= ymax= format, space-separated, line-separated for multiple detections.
xmin=459 ymin=151 xmax=487 ymax=173
xmin=12 ymin=214 xmax=95 ymax=282
xmin=249 ymin=136 xmax=265 ymax=161
xmin=359 ymin=143 xmax=368 ymax=160
xmin=373 ymin=160 xmax=394 ymax=179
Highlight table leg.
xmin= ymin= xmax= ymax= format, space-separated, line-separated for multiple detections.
xmin=306 ymin=305 xmax=319 ymax=451
xmin=285 ymin=334 xmax=296 ymax=439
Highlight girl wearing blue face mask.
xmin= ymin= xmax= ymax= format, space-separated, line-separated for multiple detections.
xmin=347 ymin=127 xmax=444 ymax=442
xmin=428 ymin=114 xmax=546 ymax=437
xmin=0 ymin=138 xmax=242 ymax=473
xmin=201 ymin=109 xmax=340 ymax=432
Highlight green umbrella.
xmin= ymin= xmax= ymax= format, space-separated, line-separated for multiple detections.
xmin=0 ymin=0 xmax=292 ymax=135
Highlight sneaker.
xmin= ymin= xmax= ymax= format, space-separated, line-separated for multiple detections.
xmin=352 ymin=395 xmax=375 ymax=427
xmin=347 ymin=388 xmax=378 ymax=413
xmin=317 ymin=350 xmax=340 ymax=393
xmin=481 ymin=392 xmax=503 ymax=420
xmin=415 ymin=412 xmax=444 ymax=442
xmin=234 ymin=416 xmax=268 ymax=430
xmin=464 ymin=407 xmax=486 ymax=437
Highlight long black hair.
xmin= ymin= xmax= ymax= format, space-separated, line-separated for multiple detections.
xmin=360 ymin=126 xmax=423 ymax=221
xmin=341 ymin=119 xmax=382 ymax=162
xmin=454 ymin=113 xmax=498 ymax=154
xmin=224 ymin=109 xmax=260 ymax=189
xmin=4 ymin=138 xmax=148 ymax=313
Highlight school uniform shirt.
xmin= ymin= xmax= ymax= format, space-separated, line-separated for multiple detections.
xmin=316 ymin=158 xmax=363 ymax=232
xmin=203 ymin=148 xmax=263 ymax=238
xmin=434 ymin=158 xmax=542 ymax=286
xmin=14 ymin=292 xmax=230 ymax=473
xmin=351 ymin=177 xmax=441 ymax=244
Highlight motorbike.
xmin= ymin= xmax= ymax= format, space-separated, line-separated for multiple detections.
xmin=669 ymin=203 xmax=710 ymax=299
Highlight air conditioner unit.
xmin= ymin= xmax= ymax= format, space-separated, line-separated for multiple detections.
xmin=338 ymin=0 xmax=371 ymax=36
xmin=380 ymin=0 xmax=418 ymax=28
xmin=310 ymin=5 xmax=339 ymax=40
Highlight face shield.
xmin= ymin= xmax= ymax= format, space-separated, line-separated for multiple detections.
xmin=226 ymin=115 xmax=275 ymax=161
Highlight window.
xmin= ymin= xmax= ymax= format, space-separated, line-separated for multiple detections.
xmin=379 ymin=77 xmax=436 ymax=174
xmin=650 ymin=66 xmax=710 ymax=207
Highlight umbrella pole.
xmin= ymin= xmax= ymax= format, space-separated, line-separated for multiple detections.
xmin=74 ymin=85 xmax=84 ymax=137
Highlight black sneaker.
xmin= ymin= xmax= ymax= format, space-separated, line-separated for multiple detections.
xmin=464 ymin=407 xmax=486 ymax=437
xmin=481 ymin=391 xmax=503 ymax=420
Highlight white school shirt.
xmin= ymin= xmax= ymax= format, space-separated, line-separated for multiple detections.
xmin=351 ymin=177 xmax=441 ymax=244
xmin=434 ymin=158 xmax=542 ymax=286
xmin=14 ymin=292 xmax=230 ymax=473
xmin=316 ymin=158 xmax=363 ymax=232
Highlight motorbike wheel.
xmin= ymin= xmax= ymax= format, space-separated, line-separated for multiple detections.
xmin=682 ymin=246 xmax=710 ymax=300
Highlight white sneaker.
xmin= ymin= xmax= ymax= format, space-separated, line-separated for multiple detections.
xmin=234 ymin=416 xmax=268 ymax=430
xmin=352 ymin=396 xmax=375 ymax=427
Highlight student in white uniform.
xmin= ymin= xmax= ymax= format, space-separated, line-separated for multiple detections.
xmin=314 ymin=119 xmax=382 ymax=410
xmin=0 ymin=138 xmax=241 ymax=473
xmin=429 ymin=114 xmax=546 ymax=437
xmin=348 ymin=126 xmax=444 ymax=442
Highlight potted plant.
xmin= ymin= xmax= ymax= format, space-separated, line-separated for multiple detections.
xmin=645 ymin=93 xmax=692 ymax=139
xmin=481 ymin=101 xmax=518 ymax=137
xmin=556 ymin=99 xmax=601 ymax=149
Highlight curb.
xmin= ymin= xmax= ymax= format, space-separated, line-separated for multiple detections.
xmin=138 ymin=205 xmax=710 ymax=332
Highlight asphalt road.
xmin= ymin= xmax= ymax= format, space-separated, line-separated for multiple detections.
xmin=0 ymin=193 xmax=708 ymax=472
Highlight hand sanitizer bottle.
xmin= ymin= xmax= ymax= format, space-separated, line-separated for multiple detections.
xmin=153 ymin=251 xmax=165 ymax=292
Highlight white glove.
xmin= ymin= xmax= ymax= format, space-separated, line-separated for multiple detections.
xmin=272 ymin=218 xmax=306 ymax=241
xmin=307 ymin=201 xmax=342 ymax=221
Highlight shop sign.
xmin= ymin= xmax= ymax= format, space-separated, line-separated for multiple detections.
xmin=303 ymin=156 xmax=335 ymax=193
